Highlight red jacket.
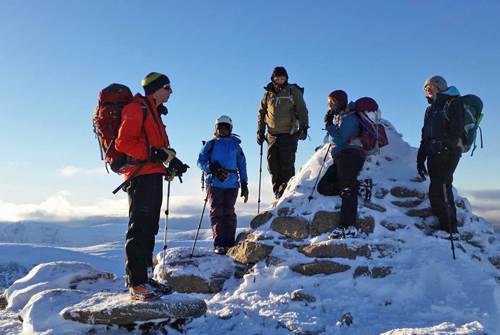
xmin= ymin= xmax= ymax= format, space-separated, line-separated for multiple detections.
xmin=115 ymin=94 xmax=170 ymax=180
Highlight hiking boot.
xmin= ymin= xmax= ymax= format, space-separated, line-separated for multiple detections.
xmin=130 ymin=284 xmax=160 ymax=301
xmin=329 ymin=228 xmax=346 ymax=239
xmin=148 ymin=278 xmax=173 ymax=296
xmin=214 ymin=246 xmax=227 ymax=255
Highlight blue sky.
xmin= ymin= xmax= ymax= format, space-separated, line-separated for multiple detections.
xmin=0 ymin=1 xmax=499 ymax=223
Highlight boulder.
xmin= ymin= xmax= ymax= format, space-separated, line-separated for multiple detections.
xmin=353 ymin=266 xmax=392 ymax=279
xmin=271 ymin=216 xmax=309 ymax=239
xmin=290 ymin=289 xmax=316 ymax=303
xmin=62 ymin=292 xmax=206 ymax=326
xmin=371 ymin=244 xmax=400 ymax=258
xmin=391 ymin=199 xmax=423 ymax=208
xmin=227 ymin=241 xmax=273 ymax=265
xmin=353 ymin=266 xmax=371 ymax=278
xmin=277 ymin=207 xmax=294 ymax=216
xmin=311 ymin=211 xmax=340 ymax=237
xmin=406 ymin=208 xmax=434 ymax=218
xmin=357 ymin=216 xmax=375 ymax=235
xmin=390 ymin=186 xmax=425 ymax=199
xmin=299 ymin=242 xmax=370 ymax=259
xmin=250 ymin=211 xmax=273 ymax=229
xmin=380 ymin=220 xmax=406 ymax=231
xmin=0 ymin=293 xmax=6 ymax=310
xmin=363 ymin=202 xmax=387 ymax=212
xmin=488 ymin=256 xmax=500 ymax=270
xmin=290 ymin=261 xmax=350 ymax=276
xmin=155 ymin=248 xmax=234 ymax=294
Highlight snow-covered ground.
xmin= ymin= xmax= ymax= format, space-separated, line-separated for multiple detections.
xmin=1 ymin=119 xmax=499 ymax=334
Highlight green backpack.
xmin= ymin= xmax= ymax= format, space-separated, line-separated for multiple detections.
xmin=445 ymin=94 xmax=484 ymax=156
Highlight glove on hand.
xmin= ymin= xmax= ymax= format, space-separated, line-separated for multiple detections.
xmin=256 ymin=131 xmax=266 ymax=146
xmin=324 ymin=111 xmax=334 ymax=127
xmin=152 ymin=147 xmax=176 ymax=163
xmin=298 ymin=126 xmax=308 ymax=141
xmin=209 ymin=162 xmax=229 ymax=181
xmin=240 ymin=182 xmax=249 ymax=203
xmin=416 ymin=147 xmax=428 ymax=179
xmin=169 ymin=157 xmax=189 ymax=177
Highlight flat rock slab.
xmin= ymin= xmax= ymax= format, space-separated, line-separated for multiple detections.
xmin=406 ymin=208 xmax=434 ymax=218
xmin=299 ymin=242 xmax=370 ymax=259
xmin=62 ymin=292 xmax=206 ymax=326
xmin=250 ymin=211 xmax=273 ymax=229
xmin=390 ymin=186 xmax=425 ymax=199
xmin=271 ymin=216 xmax=309 ymax=239
xmin=311 ymin=211 xmax=374 ymax=236
xmin=227 ymin=241 xmax=273 ymax=265
xmin=391 ymin=199 xmax=423 ymax=208
xmin=290 ymin=261 xmax=350 ymax=276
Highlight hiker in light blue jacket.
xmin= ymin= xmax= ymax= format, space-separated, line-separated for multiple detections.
xmin=318 ymin=90 xmax=366 ymax=237
xmin=198 ymin=115 xmax=248 ymax=254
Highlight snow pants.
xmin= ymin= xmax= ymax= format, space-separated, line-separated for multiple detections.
xmin=317 ymin=149 xmax=365 ymax=227
xmin=125 ymin=173 xmax=163 ymax=287
xmin=209 ymin=187 xmax=239 ymax=248
xmin=427 ymin=147 xmax=461 ymax=233
xmin=267 ymin=133 xmax=298 ymax=198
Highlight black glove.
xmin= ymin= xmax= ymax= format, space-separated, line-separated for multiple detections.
xmin=298 ymin=126 xmax=308 ymax=141
xmin=257 ymin=131 xmax=266 ymax=146
xmin=151 ymin=147 xmax=176 ymax=163
xmin=240 ymin=182 xmax=249 ymax=203
xmin=416 ymin=147 xmax=428 ymax=179
xmin=324 ymin=111 xmax=334 ymax=127
xmin=209 ymin=162 xmax=229 ymax=181
xmin=169 ymin=157 xmax=189 ymax=177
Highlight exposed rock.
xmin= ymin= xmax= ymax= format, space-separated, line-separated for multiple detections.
xmin=290 ymin=261 xmax=350 ymax=276
xmin=390 ymin=187 xmax=425 ymax=199
xmin=290 ymin=289 xmax=316 ymax=303
xmin=357 ymin=216 xmax=375 ymax=235
xmin=363 ymin=202 xmax=386 ymax=212
xmin=265 ymin=256 xmax=286 ymax=267
xmin=162 ymin=274 xmax=225 ymax=294
xmin=0 ymin=293 xmax=6 ymax=309
xmin=406 ymin=208 xmax=434 ymax=218
xmin=235 ymin=231 xmax=252 ymax=244
xmin=271 ymin=216 xmax=309 ymax=239
xmin=371 ymin=244 xmax=400 ymax=258
xmin=0 ymin=262 xmax=29 ymax=291
xmin=337 ymin=312 xmax=353 ymax=327
xmin=375 ymin=188 xmax=389 ymax=199
xmin=488 ymin=256 xmax=500 ymax=270
xmin=227 ymin=241 xmax=273 ymax=265
xmin=380 ymin=220 xmax=406 ymax=231
xmin=299 ymin=242 xmax=370 ymax=259
xmin=391 ymin=199 xmax=423 ymax=208
xmin=455 ymin=198 xmax=467 ymax=210
xmin=62 ymin=292 xmax=206 ymax=326
xmin=311 ymin=211 xmax=340 ymax=237
xmin=234 ymin=264 xmax=254 ymax=279
xmin=371 ymin=266 xmax=392 ymax=278
xmin=353 ymin=266 xmax=371 ymax=278
xmin=250 ymin=211 xmax=273 ymax=229
xmin=282 ymin=240 xmax=307 ymax=249
xmin=277 ymin=207 xmax=294 ymax=217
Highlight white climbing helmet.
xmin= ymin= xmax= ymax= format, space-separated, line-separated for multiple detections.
xmin=215 ymin=115 xmax=233 ymax=130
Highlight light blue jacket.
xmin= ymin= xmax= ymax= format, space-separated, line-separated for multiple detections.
xmin=197 ymin=135 xmax=248 ymax=189
xmin=325 ymin=111 xmax=363 ymax=157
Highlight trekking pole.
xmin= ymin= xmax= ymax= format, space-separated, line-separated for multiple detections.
xmin=442 ymin=184 xmax=456 ymax=260
xmin=257 ymin=142 xmax=263 ymax=214
xmin=308 ymin=143 xmax=332 ymax=202
xmin=191 ymin=177 xmax=212 ymax=258
xmin=162 ymin=180 xmax=171 ymax=274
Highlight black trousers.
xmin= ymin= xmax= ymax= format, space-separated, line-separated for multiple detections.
xmin=125 ymin=173 xmax=163 ymax=287
xmin=267 ymin=133 xmax=298 ymax=198
xmin=427 ymin=147 xmax=461 ymax=233
xmin=209 ymin=187 xmax=239 ymax=248
xmin=317 ymin=149 xmax=365 ymax=227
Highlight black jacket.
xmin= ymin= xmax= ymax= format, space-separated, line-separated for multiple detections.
xmin=419 ymin=87 xmax=465 ymax=156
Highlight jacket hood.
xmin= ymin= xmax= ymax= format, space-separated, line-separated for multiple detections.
xmin=214 ymin=134 xmax=241 ymax=144
xmin=440 ymin=86 xmax=461 ymax=97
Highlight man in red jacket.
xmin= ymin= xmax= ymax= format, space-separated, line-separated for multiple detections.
xmin=115 ymin=72 xmax=188 ymax=301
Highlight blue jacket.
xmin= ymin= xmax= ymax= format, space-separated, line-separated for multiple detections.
xmin=197 ymin=135 xmax=248 ymax=189
xmin=325 ymin=111 xmax=363 ymax=157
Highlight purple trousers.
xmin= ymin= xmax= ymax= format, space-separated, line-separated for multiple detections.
xmin=208 ymin=187 xmax=238 ymax=248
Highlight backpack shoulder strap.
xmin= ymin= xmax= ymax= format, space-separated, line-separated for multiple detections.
xmin=138 ymin=101 xmax=151 ymax=161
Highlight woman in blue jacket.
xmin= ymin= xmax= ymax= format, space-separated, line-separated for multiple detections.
xmin=319 ymin=90 xmax=366 ymax=237
xmin=198 ymin=115 xmax=249 ymax=254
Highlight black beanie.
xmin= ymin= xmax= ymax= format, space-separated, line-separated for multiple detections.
xmin=142 ymin=72 xmax=170 ymax=95
xmin=271 ymin=66 xmax=288 ymax=81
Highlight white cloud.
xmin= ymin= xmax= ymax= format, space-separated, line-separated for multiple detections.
xmin=57 ymin=165 xmax=106 ymax=177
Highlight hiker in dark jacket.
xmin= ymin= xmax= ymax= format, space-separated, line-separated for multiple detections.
xmin=317 ymin=90 xmax=366 ymax=236
xmin=417 ymin=75 xmax=465 ymax=234
xmin=198 ymin=115 xmax=248 ymax=254
xmin=257 ymin=66 xmax=309 ymax=199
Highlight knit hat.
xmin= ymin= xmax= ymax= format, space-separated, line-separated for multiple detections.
xmin=271 ymin=66 xmax=288 ymax=81
xmin=328 ymin=90 xmax=348 ymax=111
xmin=142 ymin=72 xmax=171 ymax=95
xmin=423 ymin=75 xmax=447 ymax=92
